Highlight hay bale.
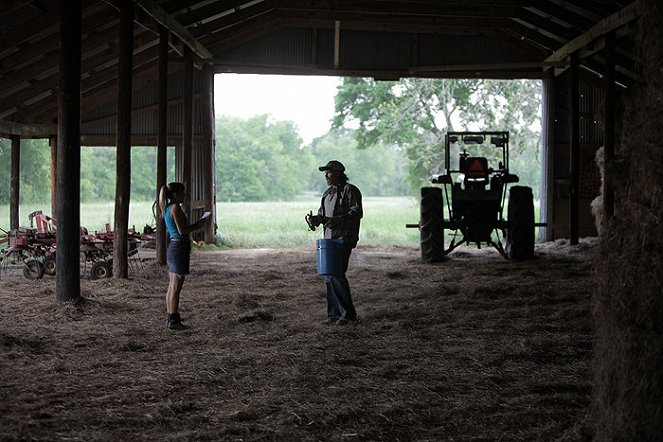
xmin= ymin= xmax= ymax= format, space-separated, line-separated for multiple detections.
xmin=590 ymin=146 xmax=604 ymax=235
xmin=592 ymin=0 xmax=663 ymax=439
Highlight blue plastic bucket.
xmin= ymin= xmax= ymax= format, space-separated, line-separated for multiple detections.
xmin=316 ymin=238 xmax=345 ymax=275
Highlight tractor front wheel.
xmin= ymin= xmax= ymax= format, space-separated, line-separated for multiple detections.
xmin=506 ymin=185 xmax=535 ymax=260
xmin=420 ymin=187 xmax=445 ymax=262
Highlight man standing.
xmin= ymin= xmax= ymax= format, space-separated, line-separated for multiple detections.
xmin=309 ymin=160 xmax=363 ymax=325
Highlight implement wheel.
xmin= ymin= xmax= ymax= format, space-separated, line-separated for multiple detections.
xmin=420 ymin=187 xmax=445 ymax=262
xmin=42 ymin=254 xmax=56 ymax=276
xmin=23 ymin=259 xmax=45 ymax=280
xmin=91 ymin=261 xmax=112 ymax=280
xmin=506 ymin=185 xmax=535 ymax=261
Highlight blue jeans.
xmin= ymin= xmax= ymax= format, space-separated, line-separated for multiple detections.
xmin=325 ymin=246 xmax=357 ymax=320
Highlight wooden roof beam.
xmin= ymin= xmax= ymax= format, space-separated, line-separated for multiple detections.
xmin=274 ymin=0 xmax=523 ymax=18
xmin=189 ymin=1 xmax=274 ymax=39
xmin=0 ymin=119 xmax=55 ymax=137
xmin=133 ymin=0 xmax=213 ymax=59
xmin=545 ymin=1 xmax=639 ymax=66
xmin=175 ymin=0 xmax=266 ymax=26
xmin=529 ymin=0 xmax=595 ymax=32
xmin=0 ymin=32 xmax=159 ymax=120
xmin=0 ymin=0 xmax=34 ymax=18
xmin=273 ymin=9 xmax=513 ymax=33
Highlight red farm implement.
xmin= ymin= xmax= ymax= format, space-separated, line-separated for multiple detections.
xmin=80 ymin=225 xmax=147 ymax=279
xmin=1 ymin=212 xmax=152 ymax=280
xmin=0 ymin=211 xmax=56 ymax=279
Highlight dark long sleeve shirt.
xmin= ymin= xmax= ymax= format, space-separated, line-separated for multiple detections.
xmin=318 ymin=182 xmax=363 ymax=248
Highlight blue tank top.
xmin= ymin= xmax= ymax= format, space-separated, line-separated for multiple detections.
xmin=164 ymin=203 xmax=189 ymax=240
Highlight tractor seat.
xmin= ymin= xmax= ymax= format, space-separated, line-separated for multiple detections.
xmin=464 ymin=157 xmax=489 ymax=188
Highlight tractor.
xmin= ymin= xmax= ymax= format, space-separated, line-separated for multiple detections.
xmin=407 ymin=131 xmax=535 ymax=261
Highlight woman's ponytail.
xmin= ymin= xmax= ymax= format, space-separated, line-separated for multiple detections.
xmin=159 ymin=182 xmax=185 ymax=216
xmin=158 ymin=185 xmax=169 ymax=216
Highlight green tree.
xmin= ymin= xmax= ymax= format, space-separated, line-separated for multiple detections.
xmin=333 ymin=78 xmax=542 ymax=196
xmin=131 ymin=147 xmax=158 ymax=201
xmin=216 ymin=115 xmax=315 ymax=201
xmin=81 ymin=147 xmax=116 ymax=202
xmin=307 ymin=128 xmax=410 ymax=196
xmin=20 ymin=139 xmax=51 ymax=203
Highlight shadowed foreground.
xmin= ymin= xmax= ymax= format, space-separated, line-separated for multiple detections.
xmin=0 ymin=240 xmax=595 ymax=441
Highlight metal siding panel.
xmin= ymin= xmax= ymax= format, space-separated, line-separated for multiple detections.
xmin=552 ymin=72 xmax=605 ymax=145
xmin=340 ymin=30 xmax=410 ymax=70
xmin=170 ymin=104 xmax=183 ymax=137
xmin=219 ymin=28 xmax=313 ymax=66
xmin=417 ymin=34 xmax=528 ymax=66
xmin=316 ymin=29 xmax=335 ymax=69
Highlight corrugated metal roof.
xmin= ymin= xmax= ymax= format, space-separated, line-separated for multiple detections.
xmin=0 ymin=0 xmax=640 ymax=140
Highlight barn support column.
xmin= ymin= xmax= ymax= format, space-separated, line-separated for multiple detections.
xmin=540 ymin=74 xmax=555 ymax=242
xmin=603 ymin=31 xmax=616 ymax=221
xmin=56 ymin=0 xmax=81 ymax=303
xmin=10 ymin=135 xmax=20 ymax=230
xmin=201 ymin=64 xmax=216 ymax=243
xmin=569 ymin=52 xmax=580 ymax=245
xmin=49 ymin=135 xmax=57 ymax=216
xmin=182 ymin=47 xmax=193 ymax=217
xmin=156 ymin=26 xmax=168 ymax=265
xmin=113 ymin=0 xmax=134 ymax=279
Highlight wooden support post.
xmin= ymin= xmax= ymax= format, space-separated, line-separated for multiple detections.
xmin=10 ymin=135 xmax=20 ymax=230
xmin=56 ymin=0 xmax=82 ymax=303
xmin=156 ymin=26 xmax=168 ymax=265
xmin=182 ymin=47 xmax=193 ymax=217
xmin=541 ymin=74 xmax=556 ymax=241
xmin=50 ymin=135 xmax=57 ymax=216
xmin=201 ymin=64 xmax=216 ymax=243
xmin=603 ymin=31 xmax=616 ymax=221
xmin=569 ymin=52 xmax=580 ymax=245
xmin=113 ymin=0 xmax=134 ymax=279
xmin=334 ymin=21 xmax=340 ymax=69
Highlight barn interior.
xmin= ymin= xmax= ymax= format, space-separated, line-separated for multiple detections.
xmin=1 ymin=0 xmax=661 ymax=440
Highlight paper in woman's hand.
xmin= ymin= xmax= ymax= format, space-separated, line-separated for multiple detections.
xmin=201 ymin=211 xmax=211 ymax=220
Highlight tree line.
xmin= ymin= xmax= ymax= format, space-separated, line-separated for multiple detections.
xmin=0 ymin=78 xmax=541 ymax=205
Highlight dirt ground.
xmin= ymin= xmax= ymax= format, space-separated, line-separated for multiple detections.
xmin=0 ymin=239 xmax=596 ymax=441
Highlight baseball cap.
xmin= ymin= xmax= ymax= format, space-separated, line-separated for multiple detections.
xmin=318 ymin=160 xmax=345 ymax=172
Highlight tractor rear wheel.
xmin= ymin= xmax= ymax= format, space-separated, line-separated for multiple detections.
xmin=91 ymin=261 xmax=112 ymax=279
xmin=420 ymin=187 xmax=445 ymax=262
xmin=506 ymin=185 xmax=535 ymax=260
xmin=23 ymin=258 xmax=45 ymax=280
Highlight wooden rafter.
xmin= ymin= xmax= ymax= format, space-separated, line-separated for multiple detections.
xmin=0 ymin=119 xmax=56 ymax=137
xmin=545 ymin=0 xmax=639 ymax=65
xmin=133 ymin=0 xmax=213 ymax=59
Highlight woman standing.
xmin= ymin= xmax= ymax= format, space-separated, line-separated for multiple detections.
xmin=159 ymin=182 xmax=209 ymax=330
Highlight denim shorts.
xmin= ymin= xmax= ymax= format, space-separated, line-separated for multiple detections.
xmin=167 ymin=237 xmax=191 ymax=275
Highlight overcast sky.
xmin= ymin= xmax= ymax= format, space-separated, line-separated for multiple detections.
xmin=214 ymin=73 xmax=341 ymax=144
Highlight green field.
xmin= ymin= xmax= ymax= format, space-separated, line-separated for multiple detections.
xmin=0 ymin=197 xmax=422 ymax=248
xmin=1 ymin=195 xmax=546 ymax=249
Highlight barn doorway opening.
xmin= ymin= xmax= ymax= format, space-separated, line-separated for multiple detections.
xmin=211 ymin=74 xmax=543 ymax=248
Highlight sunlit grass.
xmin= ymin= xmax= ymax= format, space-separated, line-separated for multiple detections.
xmin=0 ymin=202 xmax=157 ymax=235
xmin=1 ymin=195 xmax=544 ymax=249
xmin=0 ymin=197 xmax=421 ymax=248
xmin=215 ymin=197 xmax=420 ymax=248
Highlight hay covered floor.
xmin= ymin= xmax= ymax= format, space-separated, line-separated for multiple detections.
xmin=0 ymin=240 xmax=595 ymax=441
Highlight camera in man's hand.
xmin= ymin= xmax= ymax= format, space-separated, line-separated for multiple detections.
xmin=305 ymin=211 xmax=321 ymax=231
